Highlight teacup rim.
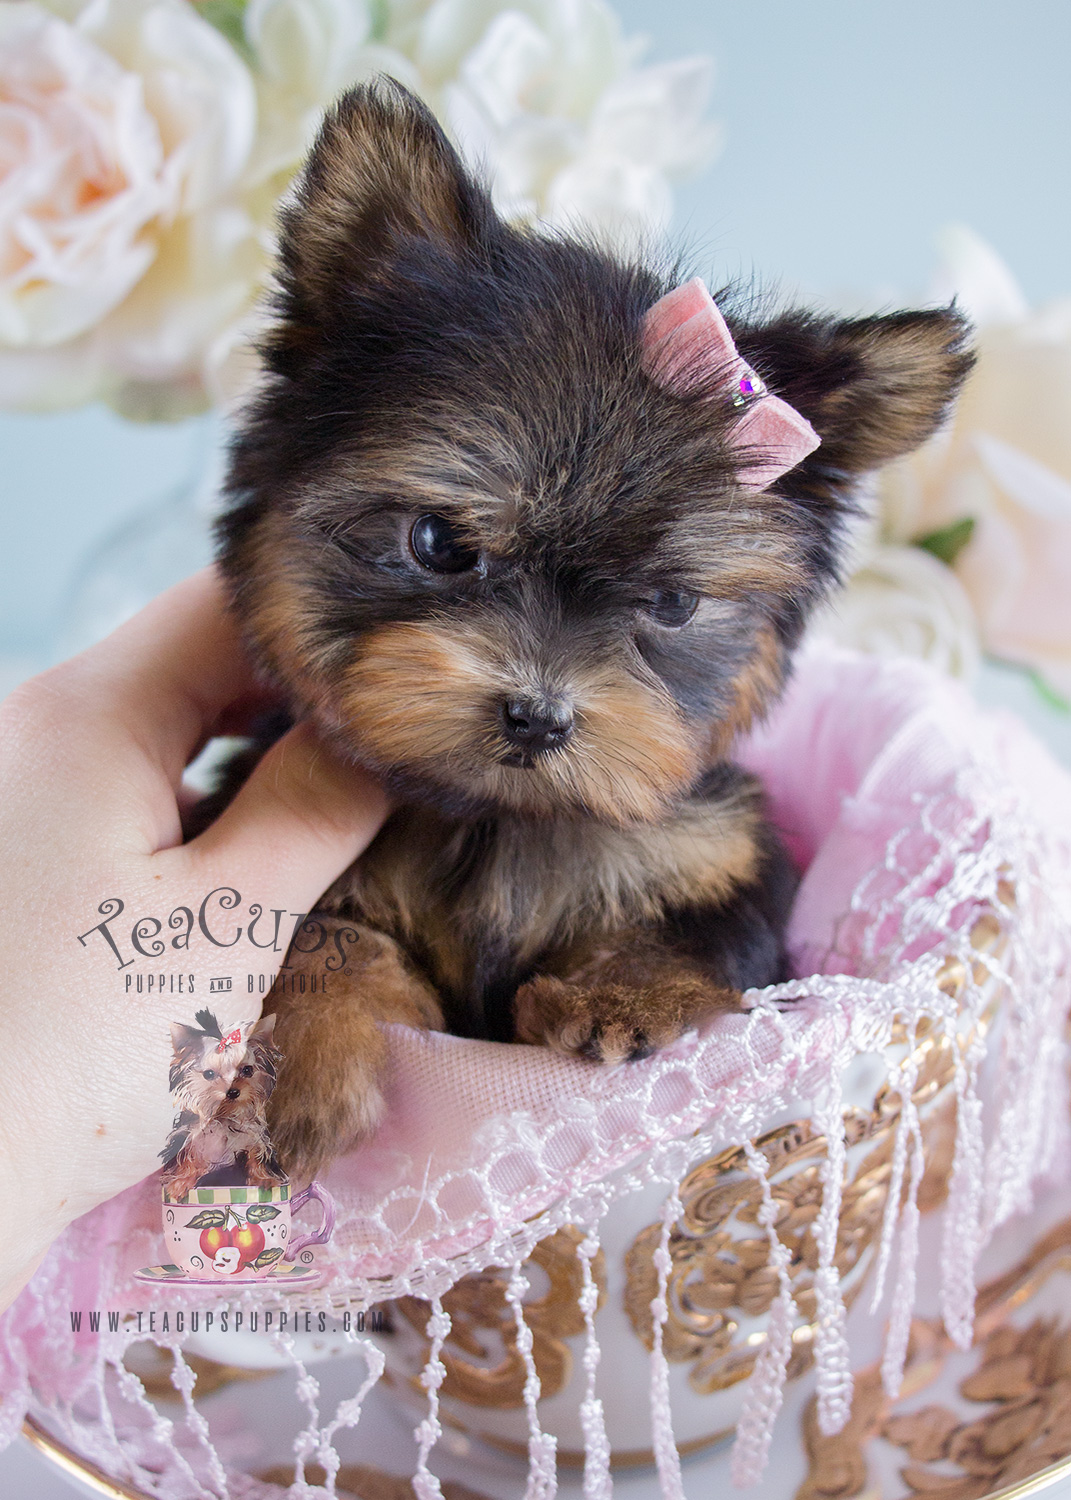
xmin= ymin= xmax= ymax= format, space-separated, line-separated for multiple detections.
xmin=162 ymin=1180 xmax=291 ymax=1207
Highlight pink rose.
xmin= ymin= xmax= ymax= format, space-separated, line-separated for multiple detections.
xmin=0 ymin=3 xmax=167 ymax=348
xmin=0 ymin=0 xmax=257 ymax=414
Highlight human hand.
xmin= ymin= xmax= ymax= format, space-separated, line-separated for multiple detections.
xmin=0 ymin=569 xmax=390 ymax=1311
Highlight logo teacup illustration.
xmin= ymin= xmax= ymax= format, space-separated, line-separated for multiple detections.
xmin=162 ymin=1181 xmax=335 ymax=1282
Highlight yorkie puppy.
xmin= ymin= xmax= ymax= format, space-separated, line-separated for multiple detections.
xmin=161 ymin=1010 xmax=284 ymax=1200
xmin=214 ymin=80 xmax=973 ymax=1178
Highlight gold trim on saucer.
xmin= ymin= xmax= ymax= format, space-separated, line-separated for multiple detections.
xmin=798 ymin=1217 xmax=1071 ymax=1500
xmin=22 ymin=1414 xmax=152 ymax=1500
xmin=982 ymin=1456 xmax=1071 ymax=1500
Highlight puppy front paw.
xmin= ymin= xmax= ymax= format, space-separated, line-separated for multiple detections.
xmin=513 ymin=974 xmax=739 ymax=1064
xmin=267 ymin=1022 xmax=388 ymax=1182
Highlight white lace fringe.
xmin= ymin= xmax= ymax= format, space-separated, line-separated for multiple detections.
xmin=648 ymin=1188 xmax=685 ymax=1499
xmin=505 ymin=1260 xmax=559 ymax=1500
xmin=412 ymin=1297 xmax=450 ymax=1500
xmin=576 ymin=1212 xmax=613 ymax=1500
xmin=730 ymin=1139 xmax=801 ymax=1487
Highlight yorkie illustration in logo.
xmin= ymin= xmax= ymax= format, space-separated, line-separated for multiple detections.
xmin=144 ymin=1009 xmax=335 ymax=1285
xmin=161 ymin=1008 xmax=284 ymax=1202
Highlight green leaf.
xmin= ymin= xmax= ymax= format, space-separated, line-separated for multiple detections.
xmin=253 ymin=1246 xmax=284 ymax=1270
xmin=195 ymin=0 xmax=253 ymax=60
xmin=246 ymin=1204 xmax=282 ymax=1222
xmin=369 ymin=0 xmax=389 ymax=41
xmin=186 ymin=1208 xmax=228 ymax=1229
xmin=1030 ymin=670 xmax=1071 ymax=713
xmin=914 ymin=516 xmax=976 ymax=566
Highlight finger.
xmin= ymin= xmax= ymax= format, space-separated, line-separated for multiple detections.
xmin=176 ymin=722 xmax=391 ymax=916
xmin=48 ymin=568 xmax=260 ymax=787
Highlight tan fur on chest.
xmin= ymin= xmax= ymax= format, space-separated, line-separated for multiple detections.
xmin=322 ymin=785 xmax=762 ymax=1002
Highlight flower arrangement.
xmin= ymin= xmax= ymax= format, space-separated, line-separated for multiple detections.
xmin=0 ymin=0 xmax=717 ymax=419
xmin=811 ymin=228 xmax=1071 ymax=705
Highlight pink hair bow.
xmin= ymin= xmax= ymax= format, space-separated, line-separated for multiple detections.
xmin=642 ymin=278 xmax=820 ymax=491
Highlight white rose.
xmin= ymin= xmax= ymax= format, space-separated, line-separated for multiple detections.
xmin=0 ymin=3 xmax=167 ymax=348
xmin=808 ymin=541 xmax=981 ymax=681
xmin=426 ymin=0 xmax=716 ymax=252
xmin=879 ymin=227 xmax=1071 ymax=695
xmin=0 ymin=0 xmax=258 ymax=413
xmin=244 ymin=0 xmax=417 ymax=186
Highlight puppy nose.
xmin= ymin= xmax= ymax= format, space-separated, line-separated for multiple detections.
xmin=500 ymin=697 xmax=574 ymax=753
xmin=226 ymin=1087 xmax=241 ymax=1100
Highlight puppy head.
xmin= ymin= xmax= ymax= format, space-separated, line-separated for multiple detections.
xmin=170 ymin=1014 xmax=279 ymax=1119
xmin=219 ymin=80 xmax=973 ymax=826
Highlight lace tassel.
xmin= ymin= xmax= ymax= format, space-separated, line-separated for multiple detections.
xmin=114 ymin=1341 xmax=226 ymax=1500
xmin=941 ymin=1031 xmax=984 ymax=1350
xmin=871 ymin=1022 xmax=925 ymax=1398
xmin=170 ymin=1342 xmax=232 ymax=1499
xmin=730 ymin=1140 xmax=798 ymax=1487
xmin=317 ymin=1332 xmax=386 ymax=1490
xmin=285 ymin=1332 xmax=326 ymax=1493
xmin=576 ymin=1222 xmax=613 ymax=1500
xmin=868 ymin=1039 xmax=916 ymax=1317
xmin=809 ymin=1086 xmax=853 ymax=1436
xmin=412 ymin=1298 xmax=450 ymax=1500
xmin=648 ymin=1187 xmax=685 ymax=1500
xmin=505 ymin=1260 xmax=558 ymax=1500
xmin=882 ymin=1116 xmax=924 ymax=1392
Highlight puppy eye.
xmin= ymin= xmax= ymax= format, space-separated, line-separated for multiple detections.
xmin=202 ymin=1069 xmax=216 ymax=1080
xmin=645 ymin=590 xmax=699 ymax=627
xmin=240 ymin=1065 xmax=254 ymax=1077
xmin=410 ymin=514 xmax=479 ymax=573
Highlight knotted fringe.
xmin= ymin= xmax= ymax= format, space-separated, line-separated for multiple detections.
xmin=941 ymin=1024 xmax=985 ymax=1350
xmin=874 ymin=1017 xmax=926 ymax=1398
xmin=730 ymin=1139 xmax=800 ymax=1487
xmin=648 ymin=1187 xmax=685 ymax=1499
xmin=412 ymin=1298 xmax=451 ymax=1500
xmin=576 ymin=1210 xmax=613 ymax=1500
xmin=505 ymin=1261 xmax=558 ymax=1499
xmin=116 ymin=1341 xmax=224 ymax=1500
xmin=809 ymin=1085 xmax=853 ymax=1435
xmin=288 ymin=1333 xmax=330 ymax=1495
xmin=316 ymin=1333 xmax=385 ymax=1489
xmin=165 ymin=1342 xmax=229 ymax=1500
xmin=869 ymin=1014 xmax=921 ymax=1318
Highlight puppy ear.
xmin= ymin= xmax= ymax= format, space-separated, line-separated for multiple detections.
xmin=248 ymin=1014 xmax=276 ymax=1047
xmin=170 ymin=1022 xmax=204 ymax=1056
xmin=735 ymin=305 xmax=974 ymax=481
xmin=276 ymin=78 xmax=493 ymax=332
xmin=169 ymin=1023 xmax=206 ymax=1093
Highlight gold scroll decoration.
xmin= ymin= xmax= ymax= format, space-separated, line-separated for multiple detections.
xmin=623 ymin=1025 xmax=961 ymax=1395
xmin=798 ymin=1216 xmax=1071 ymax=1500
xmin=622 ymin=907 xmax=1008 ymax=1396
xmin=394 ymin=1225 xmax=607 ymax=1408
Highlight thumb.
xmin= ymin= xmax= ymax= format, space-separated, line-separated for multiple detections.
xmin=182 ymin=723 xmax=391 ymax=914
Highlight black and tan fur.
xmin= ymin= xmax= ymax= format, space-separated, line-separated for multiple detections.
xmin=214 ymin=80 xmax=973 ymax=1178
